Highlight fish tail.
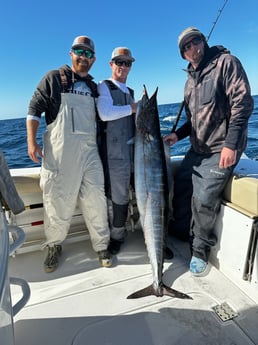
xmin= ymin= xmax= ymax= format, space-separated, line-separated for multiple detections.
xmin=127 ymin=283 xmax=192 ymax=300
xmin=127 ymin=284 xmax=155 ymax=299
xmin=161 ymin=284 xmax=192 ymax=300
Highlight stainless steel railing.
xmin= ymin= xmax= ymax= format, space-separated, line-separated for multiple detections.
xmin=0 ymin=205 xmax=30 ymax=345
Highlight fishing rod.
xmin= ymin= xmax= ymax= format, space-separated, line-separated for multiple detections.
xmin=171 ymin=0 xmax=229 ymax=133
xmin=207 ymin=0 xmax=229 ymax=41
xmin=171 ymin=100 xmax=185 ymax=133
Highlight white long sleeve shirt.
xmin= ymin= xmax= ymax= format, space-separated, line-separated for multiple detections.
xmin=97 ymin=79 xmax=133 ymax=121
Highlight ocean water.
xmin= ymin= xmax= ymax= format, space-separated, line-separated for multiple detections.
xmin=1 ymin=96 xmax=257 ymax=169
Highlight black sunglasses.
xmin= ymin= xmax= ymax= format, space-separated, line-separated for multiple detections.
xmin=72 ymin=48 xmax=95 ymax=59
xmin=113 ymin=60 xmax=132 ymax=67
xmin=183 ymin=37 xmax=202 ymax=52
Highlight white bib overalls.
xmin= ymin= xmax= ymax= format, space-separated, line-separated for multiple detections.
xmin=40 ymin=91 xmax=109 ymax=251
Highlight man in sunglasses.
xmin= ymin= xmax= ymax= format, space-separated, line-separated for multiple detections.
xmin=26 ymin=36 xmax=112 ymax=272
xmin=97 ymin=47 xmax=137 ymax=255
xmin=164 ymin=27 xmax=253 ymax=276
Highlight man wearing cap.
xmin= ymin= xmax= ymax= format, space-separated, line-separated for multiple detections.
xmin=27 ymin=35 xmax=112 ymax=272
xmin=96 ymin=47 xmax=138 ymax=255
xmin=164 ymin=27 xmax=253 ymax=276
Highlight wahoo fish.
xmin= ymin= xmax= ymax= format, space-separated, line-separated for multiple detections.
xmin=127 ymin=86 xmax=191 ymax=300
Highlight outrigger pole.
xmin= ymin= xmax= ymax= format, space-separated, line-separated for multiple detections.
xmin=171 ymin=0 xmax=229 ymax=133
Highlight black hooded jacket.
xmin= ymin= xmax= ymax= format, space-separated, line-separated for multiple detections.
xmin=28 ymin=64 xmax=98 ymax=125
xmin=175 ymin=45 xmax=253 ymax=155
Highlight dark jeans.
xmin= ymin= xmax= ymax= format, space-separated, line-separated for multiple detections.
xmin=170 ymin=149 xmax=236 ymax=261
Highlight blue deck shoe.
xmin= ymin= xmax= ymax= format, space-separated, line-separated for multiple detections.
xmin=190 ymin=256 xmax=208 ymax=276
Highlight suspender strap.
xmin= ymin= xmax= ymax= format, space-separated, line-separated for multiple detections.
xmin=59 ymin=68 xmax=68 ymax=92
xmin=105 ymin=80 xmax=134 ymax=99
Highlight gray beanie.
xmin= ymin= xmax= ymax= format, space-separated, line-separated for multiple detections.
xmin=178 ymin=27 xmax=206 ymax=58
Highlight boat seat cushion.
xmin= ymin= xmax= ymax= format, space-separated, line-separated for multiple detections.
xmin=12 ymin=174 xmax=42 ymax=206
xmin=223 ymin=176 xmax=258 ymax=217
xmin=13 ymin=175 xmax=41 ymax=194
xmin=223 ymin=157 xmax=258 ymax=217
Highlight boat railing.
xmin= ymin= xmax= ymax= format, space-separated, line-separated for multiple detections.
xmin=0 ymin=204 xmax=30 ymax=345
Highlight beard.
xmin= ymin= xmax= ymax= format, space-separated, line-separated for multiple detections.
xmin=76 ymin=61 xmax=90 ymax=73
xmin=191 ymin=49 xmax=203 ymax=65
xmin=72 ymin=55 xmax=95 ymax=76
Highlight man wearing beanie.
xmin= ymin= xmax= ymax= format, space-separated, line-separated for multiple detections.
xmin=164 ymin=27 xmax=253 ymax=276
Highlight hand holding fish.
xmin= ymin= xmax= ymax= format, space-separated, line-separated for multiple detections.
xmin=131 ymin=102 xmax=138 ymax=115
xmin=163 ymin=132 xmax=178 ymax=146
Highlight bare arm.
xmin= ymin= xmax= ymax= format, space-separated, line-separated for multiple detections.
xmin=26 ymin=119 xmax=43 ymax=163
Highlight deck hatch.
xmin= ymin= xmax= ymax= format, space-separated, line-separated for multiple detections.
xmin=213 ymin=302 xmax=238 ymax=321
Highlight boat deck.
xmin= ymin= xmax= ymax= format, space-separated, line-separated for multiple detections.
xmin=9 ymin=229 xmax=258 ymax=345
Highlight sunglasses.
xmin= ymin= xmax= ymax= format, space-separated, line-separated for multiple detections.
xmin=72 ymin=48 xmax=95 ymax=59
xmin=114 ymin=60 xmax=132 ymax=67
xmin=183 ymin=37 xmax=202 ymax=52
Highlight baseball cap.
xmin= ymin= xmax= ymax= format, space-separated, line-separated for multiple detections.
xmin=111 ymin=47 xmax=135 ymax=61
xmin=71 ymin=36 xmax=95 ymax=52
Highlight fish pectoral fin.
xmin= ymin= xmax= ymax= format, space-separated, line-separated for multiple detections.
xmin=127 ymin=137 xmax=135 ymax=145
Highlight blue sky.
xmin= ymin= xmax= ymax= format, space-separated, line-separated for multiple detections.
xmin=1 ymin=0 xmax=257 ymax=119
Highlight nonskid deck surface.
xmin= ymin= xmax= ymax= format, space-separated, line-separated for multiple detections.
xmin=9 ymin=230 xmax=258 ymax=345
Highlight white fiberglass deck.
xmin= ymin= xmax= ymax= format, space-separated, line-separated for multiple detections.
xmin=9 ymin=229 xmax=258 ymax=345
